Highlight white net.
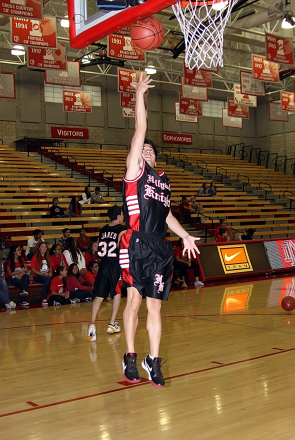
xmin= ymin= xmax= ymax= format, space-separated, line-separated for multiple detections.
xmin=172 ymin=0 xmax=238 ymax=70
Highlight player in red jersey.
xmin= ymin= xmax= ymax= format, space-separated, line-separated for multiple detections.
xmin=120 ymin=73 xmax=200 ymax=387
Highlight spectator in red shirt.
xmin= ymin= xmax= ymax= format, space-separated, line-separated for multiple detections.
xmin=65 ymin=263 xmax=93 ymax=302
xmin=5 ymin=245 xmax=30 ymax=307
xmin=48 ymin=266 xmax=75 ymax=306
xmin=216 ymin=228 xmax=230 ymax=243
xmin=174 ymin=238 xmax=204 ymax=288
xmin=214 ymin=219 xmax=231 ymax=242
xmin=31 ymin=242 xmax=52 ymax=307
xmin=84 ymin=241 xmax=99 ymax=267
xmin=50 ymin=244 xmax=63 ymax=272
xmin=77 ymin=228 xmax=91 ymax=252
xmin=83 ymin=260 xmax=99 ymax=287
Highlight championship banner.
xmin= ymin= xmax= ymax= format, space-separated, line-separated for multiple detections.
xmin=233 ymin=84 xmax=257 ymax=107
xmin=11 ymin=16 xmax=57 ymax=48
xmin=227 ymin=97 xmax=249 ymax=118
xmin=51 ymin=127 xmax=89 ymax=139
xmin=120 ymin=92 xmax=147 ymax=109
xmin=281 ymin=91 xmax=295 ymax=113
xmin=0 ymin=72 xmax=16 ymax=99
xmin=252 ymin=54 xmax=279 ymax=83
xmin=265 ymin=33 xmax=294 ymax=65
xmin=240 ymin=70 xmax=265 ymax=97
xmin=28 ymin=43 xmax=66 ymax=70
xmin=162 ymin=132 xmax=192 ymax=145
xmin=175 ymin=102 xmax=198 ymax=123
xmin=181 ymin=77 xmax=208 ymax=101
xmin=63 ymin=90 xmax=92 ymax=113
xmin=0 ymin=0 xmax=43 ymax=19
xmin=183 ymin=64 xmax=212 ymax=88
xmin=115 ymin=26 xmax=131 ymax=36
xmin=118 ymin=69 xmax=147 ymax=94
xmin=179 ymin=95 xmax=202 ymax=116
xmin=269 ymin=102 xmax=288 ymax=122
xmin=45 ymin=60 xmax=81 ymax=87
xmin=222 ymin=108 xmax=243 ymax=129
xmin=107 ymin=35 xmax=145 ymax=61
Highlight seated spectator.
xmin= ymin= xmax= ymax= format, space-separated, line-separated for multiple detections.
xmin=85 ymin=241 xmax=99 ymax=267
xmin=77 ymin=228 xmax=91 ymax=252
xmin=214 ymin=219 xmax=231 ymax=242
xmin=0 ymin=256 xmax=16 ymax=310
xmin=198 ymin=182 xmax=209 ymax=197
xmin=25 ymin=229 xmax=44 ymax=260
xmin=208 ymin=181 xmax=217 ymax=197
xmin=174 ymin=238 xmax=204 ymax=288
xmin=190 ymin=196 xmax=201 ymax=214
xmin=47 ymin=266 xmax=75 ymax=307
xmin=79 ymin=185 xmax=92 ymax=205
xmin=68 ymin=196 xmax=82 ymax=218
xmin=241 ymin=228 xmax=255 ymax=240
xmin=92 ymin=186 xmax=104 ymax=204
xmin=5 ymin=245 xmax=30 ymax=307
xmin=50 ymin=244 xmax=63 ymax=272
xmin=216 ymin=228 xmax=230 ymax=243
xmin=50 ymin=197 xmax=66 ymax=218
xmin=63 ymin=237 xmax=86 ymax=276
xmin=31 ymin=242 xmax=52 ymax=307
xmin=66 ymin=263 xmax=93 ymax=302
xmin=59 ymin=228 xmax=71 ymax=249
xmin=83 ymin=260 xmax=99 ymax=287
xmin=229 ymin=231 xmax=241 ymax=241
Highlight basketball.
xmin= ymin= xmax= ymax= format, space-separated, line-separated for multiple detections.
xmin=281 ymin=296 xmax=295 ymax=312
xmin=130 ymin=16 xmax=164 ymax=51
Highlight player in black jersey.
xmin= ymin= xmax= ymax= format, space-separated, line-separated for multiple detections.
xmin=87 ymin=205 xmax=125 ymax=342
xmin=120 ymin=73 xmax=200 ymax=387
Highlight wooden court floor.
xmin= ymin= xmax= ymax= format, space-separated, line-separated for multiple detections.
xmin=1 ymin=276 xmax=295 ymax=439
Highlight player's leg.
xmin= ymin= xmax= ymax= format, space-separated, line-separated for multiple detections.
xmin=87 ymin=296 xmax=103 ymax=342
xmin=107 ymin=293 xmax=121 ymax=332
xmin=122 ymin=286 xmax=142 ymax=383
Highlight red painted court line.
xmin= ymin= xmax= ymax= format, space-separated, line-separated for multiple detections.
xmin=1 ymin=347 xmax=295 ymax=419
xmin=272 ymin=347 xmax=284 ymax=351
xmin=211 ymin=361 xmax=224 ymax=365
xmin=26 ymin=401 xmax=39 ymax=407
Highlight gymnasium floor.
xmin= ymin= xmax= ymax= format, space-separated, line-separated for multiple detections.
xmin=1 ymin=275 xmax=295 ymax=440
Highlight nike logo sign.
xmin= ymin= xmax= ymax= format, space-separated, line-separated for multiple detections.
xmin=224 ymin=251 xmax=242 ymax=262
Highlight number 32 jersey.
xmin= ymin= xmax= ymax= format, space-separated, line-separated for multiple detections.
xmin=98 ymin=224 xmax=125 ymax=262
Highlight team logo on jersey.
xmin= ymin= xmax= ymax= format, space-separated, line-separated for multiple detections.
xmin=154 ymin=274 xmax=165 ymax=293
xmin=144 ymin=185 xmax=170 ymax=207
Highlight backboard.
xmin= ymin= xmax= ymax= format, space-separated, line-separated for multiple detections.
xmin=67 ymin=0 xmax=175 ymax=49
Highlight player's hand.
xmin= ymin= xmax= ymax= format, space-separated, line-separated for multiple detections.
xmin=131 ymin=72 xmax=155 ymax=94
xmin=182 ymin=235 xmax=200 ymax=259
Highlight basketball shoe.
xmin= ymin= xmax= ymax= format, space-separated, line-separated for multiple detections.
xmin=87 ymin=323 xmax=96 ymax=342
xmin=141 ymin=355 xmax=165 ymax=387
xmin=107 ymin=322 xmax=121 ymax=333
xmin=122 ymin=353 xmax=141 ymax=383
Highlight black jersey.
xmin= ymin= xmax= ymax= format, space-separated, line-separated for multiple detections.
xmin=98 ymin=224 xmax=125 ymax=261
xmin=122 ymin=160 xmax=171 ymax=236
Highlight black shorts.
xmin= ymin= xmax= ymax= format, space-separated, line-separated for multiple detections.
xmin=119 ymin=230 xmax=174 ymax=301
xmin=93 ymin=259 xmax=121 ymax=300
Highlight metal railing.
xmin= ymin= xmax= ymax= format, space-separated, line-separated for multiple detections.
xmin=239 ymin=144 xmax=253 ymax=161
xmin=215 ymin=166 xmax=228 ymax=183
xmin=249 ymin=147 xmax=261 ymax=164
xmin=257 ymin=149 xmax=270 ymax=167
xmin=227 ymin=143 xmax=245 ymax=157
xmin=196 ymin=160 xmax=208 ymax=175
xmin=283 ymin=190 xmax=295 ymax=211
xmin=236 ymin=173 xmax=249 ymax=191
xmin=274 ymin=155 xmax=287 ymax=173
xmin=258 ymin=182 xmax=272 ymax=201
xmin=0 ymin=139 xmax=3 ymax=145
xmin=285 ymin=158 xmax=295 ymax=176
xmin=102 ymin=170 xmax=114 ymax=197
xmin=266 ymin=152 xmax=278 ymax=169
xmin=64 ymin=142 xmax=129 ymax=150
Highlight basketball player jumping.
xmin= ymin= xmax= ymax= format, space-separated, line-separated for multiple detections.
xmin=120 ymin=73 xmax=200 ymax=387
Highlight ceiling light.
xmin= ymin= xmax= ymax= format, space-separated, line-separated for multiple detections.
xmin=282 ymin=14 xmax=295 ymax=29
xmin=145 ymin=65 xmax=157 ymax=74
xmin=60 ymin=18 xmax=69 ymax=27
xmin=212 ymin=1 xmax=228 ymax=11
xmin=11 ymin=45 xmax=25 ymax=56
xmin=81 ymin=55 xmax=93 ymax=64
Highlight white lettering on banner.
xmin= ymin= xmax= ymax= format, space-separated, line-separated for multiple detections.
xmin=281 ymin=240 xmax=295 ymax=266
xmin=144 ymin=184 xmax=170 ymax=207
xmin=57 ymin=129 xmax=84 ymax=137
xmin=163 ymin=134 xmax=191 ymax=142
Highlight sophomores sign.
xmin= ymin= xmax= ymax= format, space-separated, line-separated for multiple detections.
xmin=162 ymin=132 xmax=192 ymax=145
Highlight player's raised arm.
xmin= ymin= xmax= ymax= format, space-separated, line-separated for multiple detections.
xmin=166 ymin=210 xmax=200 ymax=259
xmin=125 ymin=73 xmax=155 ymax=181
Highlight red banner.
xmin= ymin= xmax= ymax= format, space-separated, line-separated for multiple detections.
xmin=252 ymin=54 xmax=279 ymax=82
xmin=266 ymin=33 xmax=294 ymax=65
xmin=28 ymin=43 xmax=66 ymax=70
xmin=63 ymin=91 xmax=92 ymax=113
xmin=179 ymin=95 xmax=202 ymax=116
xmin=51 ymin=127 xmax=89 ymax=139
xmin=183 ymin=65 xmax=212 ymax=88
xmin=120 ymin=92 xmax=147 ymax=109
xmin=181 ymin=77 xmax=208 ymax=101
xmin=0 ymin=73 xmax=16 ymax=99
xmin=115 ymin=26 xmax=131 ymax=36
xmin=175 ymin=102 xmax=198 ymax=123
xmin=227 ymin=98 xmax=249 ymax=118
xmin=118 ymin=69 xmax=147 ymax=94
xmin=222 ymin=108 xmax=243 ymax=129
xmin=11 ymin=16 xmax=57 ymax=48
xmin=107 ymin=35 xmax=145 ymax=61
xmin=0 ymin=0 xmax=42 ymax=19
xmin=45 ymin=60 xmax=81 ymax=87
xmin=269 ymin=102 xmax=288 ymax=122
xmin=234 ymin=83 xmax=257 ymax=107
xmin=281 ymin=92 xmax=295 ymax=113
xmin=162 ymin=132 xmax=192 ymax=145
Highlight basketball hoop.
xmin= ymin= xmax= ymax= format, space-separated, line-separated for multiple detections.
xmin=172 ymin=0 xmax=238 ymax=69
